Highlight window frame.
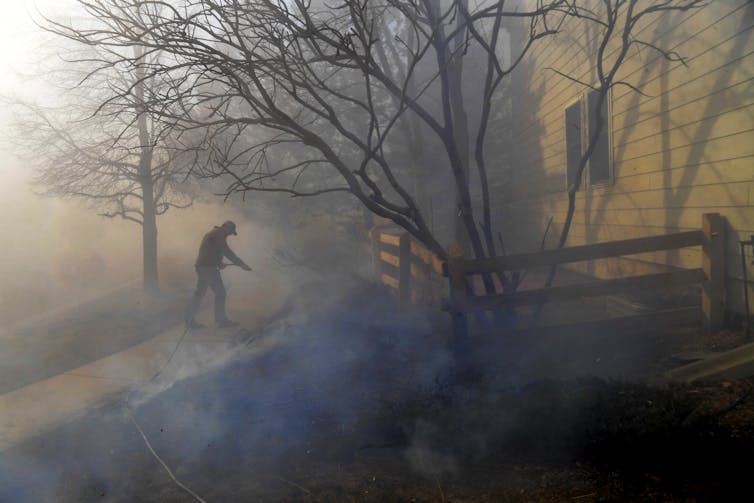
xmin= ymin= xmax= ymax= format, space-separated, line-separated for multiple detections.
xmin=563 ymin=88 xmax=614 ymax=191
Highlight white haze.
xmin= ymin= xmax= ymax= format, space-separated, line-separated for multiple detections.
xmin=0 ymin=1 xmax=265 ymax=328
xmin=0 ymin=0 xmax=87 ymax=327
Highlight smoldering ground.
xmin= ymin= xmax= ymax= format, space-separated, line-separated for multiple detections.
xmin=0 ymin=271 xmax=453 ymax=502
xmin=0 ymin=250 xmax=754 ymax=502
xmin=1 ymin=259 xmax=754 ymax=502
xmin=0 ymin=174 xmax=456 ymax=501
xmin=1 ymin=160 xmax=752 ymax=502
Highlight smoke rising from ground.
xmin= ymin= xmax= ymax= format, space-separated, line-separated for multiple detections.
xmin=0 ymin=267 xmax=456 ymax=501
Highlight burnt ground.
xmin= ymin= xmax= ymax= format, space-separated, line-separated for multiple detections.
xmin=1 ymin=279 xmax=754 ymax=502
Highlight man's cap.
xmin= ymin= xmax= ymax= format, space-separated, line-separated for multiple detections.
xmin=221 ymin=220 xmax=237 ymax=235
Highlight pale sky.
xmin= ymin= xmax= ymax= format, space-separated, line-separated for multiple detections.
xmin=0 ymin=1 xmax=47 ymax=91
xmin=0 ymin=0 xmax=74 ymax=96
xmin=0 ymin=0 xmax=216 ymax=309
xmin=1 ymin=1 xmax=46 ymax=179
xmin=0 ymin=0 xmax=74 ymax=178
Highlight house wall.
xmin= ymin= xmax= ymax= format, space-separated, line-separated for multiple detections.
xmin=504 ymin=0 xmax=754 ymax=316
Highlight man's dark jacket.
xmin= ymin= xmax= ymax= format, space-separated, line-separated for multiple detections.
xmin=195 ymin=226 xmax=246 ymax=268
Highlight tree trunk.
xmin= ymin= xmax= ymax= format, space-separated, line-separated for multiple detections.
xmin=141 ymin=174 xmax=159 ymax=292
xmin=450 ymin=0 xmax=471 ymax=251
xmin=135 ymin=45 xmax=158 ymax=292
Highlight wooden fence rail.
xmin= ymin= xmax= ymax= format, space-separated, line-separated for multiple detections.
xmin=370 ymin=226 xmax=445 ymax=309
xmin=464 ymin=230 xmax=704 ymax=273
xmin=370 ymin=214 xmax=725 ymax=345
xmin=447 ymin=213 xmax=724 ymax=337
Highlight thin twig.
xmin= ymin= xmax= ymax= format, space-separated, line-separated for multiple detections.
xmin=279 ymin=476 xmax=313 ymax=496
xmin=130 ymin=414 xmax=208 ymax=503
xmin=436 ymin=476 xmax=446 ymax=502
xmin=544 ymin=67 xmax=597 ymax=90
xmin=572 ymin=493 xmax=597 ymax=500
xmin=540 ymin=216 xmax=554 ymax=251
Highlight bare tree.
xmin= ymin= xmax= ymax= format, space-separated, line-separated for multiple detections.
xmin=35 ymin=0 xmax=702 ymax=303
xmin=36 ymin=0 xmax=573 ymax=298
xmin=8 ymin=32 xmax=196 ymax=291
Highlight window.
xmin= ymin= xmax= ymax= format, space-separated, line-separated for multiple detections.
xmin=564 ymin=89 xmax=612 ymax=190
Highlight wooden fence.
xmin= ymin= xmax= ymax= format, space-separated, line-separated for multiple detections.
xmin=369 ymin=225 xmax=445 ymax=308
xmin=371 ymin=213 xmax=725 ymax=339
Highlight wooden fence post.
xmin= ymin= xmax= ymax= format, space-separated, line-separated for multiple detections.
xmin=370 ymin=226 xmax=381 ymax=280
xmin=702 ymin=213 xmax=725 ymax=333
xmin=399 ymin=233 xmax=411 ymax=307
xmin=447 ymin=243 xmax=468 ymax=355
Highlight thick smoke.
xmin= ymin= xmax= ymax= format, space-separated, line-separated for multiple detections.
xmin=0 ymin=259 xmax=459 ymax=501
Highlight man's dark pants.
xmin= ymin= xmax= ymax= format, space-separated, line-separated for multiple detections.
xmin=185 ymin=266 xmax=228 ymax=324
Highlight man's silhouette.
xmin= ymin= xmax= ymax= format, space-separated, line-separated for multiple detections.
xmin=184 ymin=220 xmax=251 ymax=329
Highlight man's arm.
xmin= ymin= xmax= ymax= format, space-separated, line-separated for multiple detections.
xmin=223 ymin=244 xmax=252 ymax=271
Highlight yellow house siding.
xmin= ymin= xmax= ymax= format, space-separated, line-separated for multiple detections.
xmin=506 ymin=0 xmax=754 ymax=317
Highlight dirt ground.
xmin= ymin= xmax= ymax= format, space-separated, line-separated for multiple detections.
xmin=1 ymin=280 xmax=753 ymax=502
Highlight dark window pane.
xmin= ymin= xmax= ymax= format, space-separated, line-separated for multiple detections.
xmin=587 ymin=89 xmax=610 ymax=184
xmin=565 ymin=101 xmax=581 ymax=190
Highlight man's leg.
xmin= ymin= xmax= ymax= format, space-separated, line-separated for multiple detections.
xmin=207 ymin=268 xmax=231 ymax=324
xmin=185 ymin=267 xmax=210 ymax=326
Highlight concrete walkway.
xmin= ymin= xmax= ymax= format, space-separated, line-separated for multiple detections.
xmin=0 ymin=324 xmax=185 ymax=451
xmin=0 ymin=274 xmax=291 ymax=452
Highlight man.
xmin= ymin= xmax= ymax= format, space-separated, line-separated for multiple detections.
xmin=185 ymin=220 xmax=252 ymax=329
